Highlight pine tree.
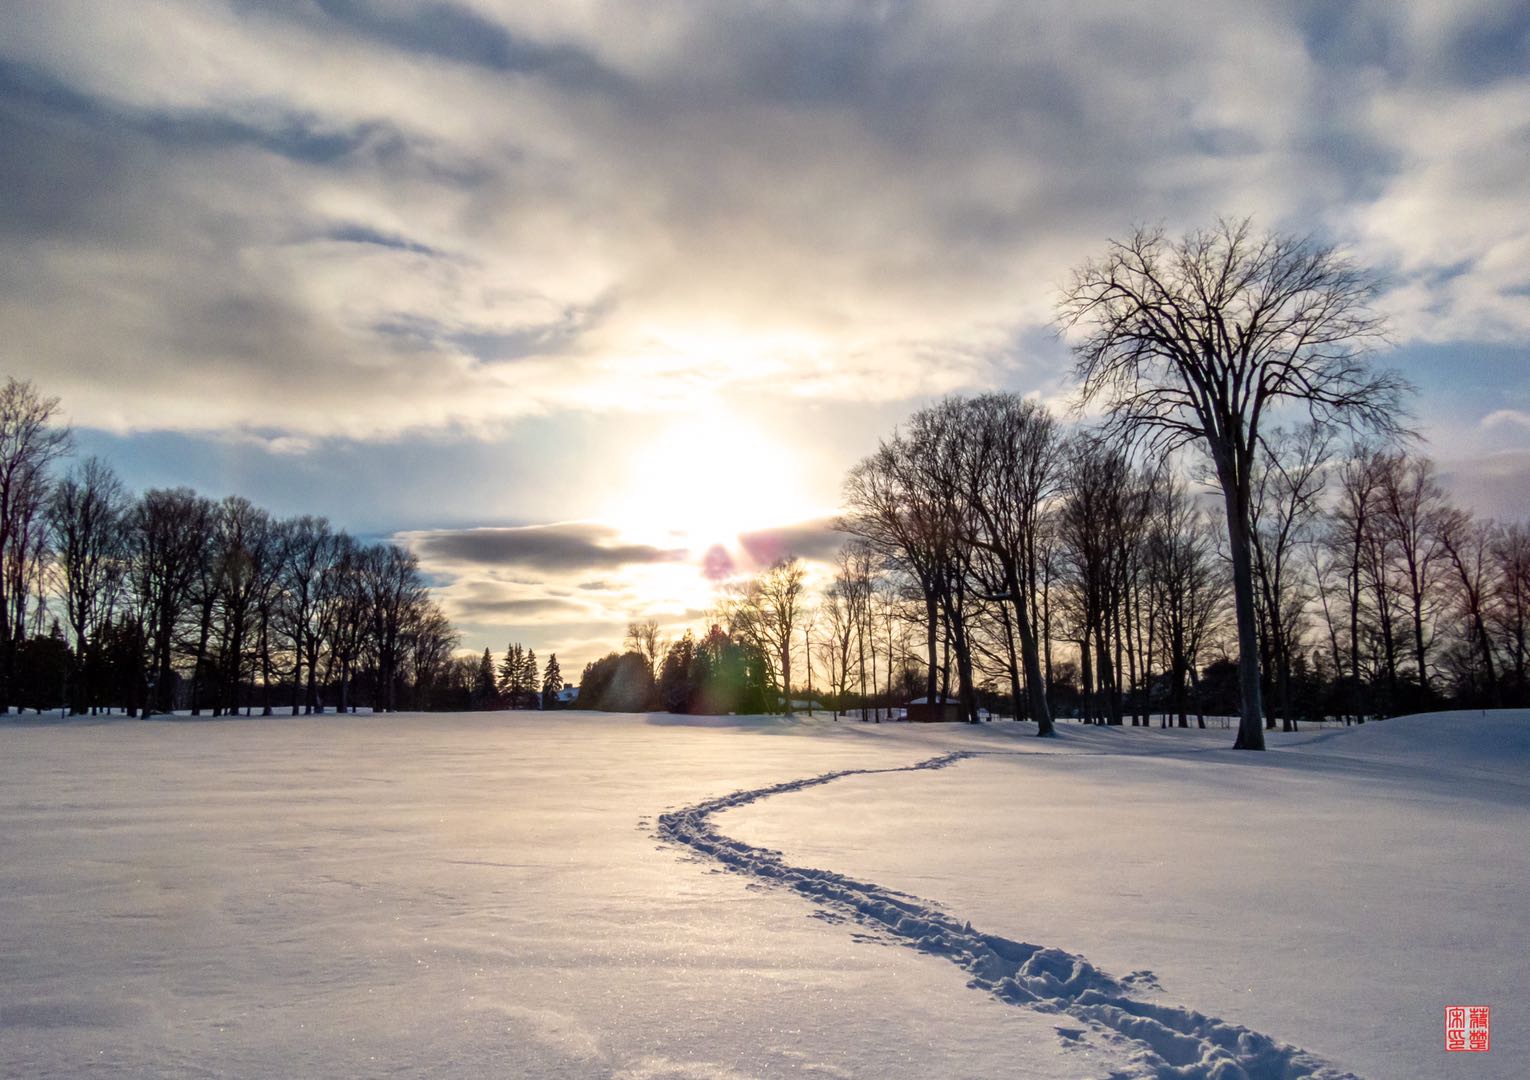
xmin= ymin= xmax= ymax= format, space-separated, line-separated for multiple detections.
xmin=473 ymin=648 xmax=498 ymax=710
xmin=522 ymin=650 xmax=538 ymax=708
xmin=542 ymin=653 xmax=562 ymax=708
xmin=498 ymin=643 xmax=523 ymax=699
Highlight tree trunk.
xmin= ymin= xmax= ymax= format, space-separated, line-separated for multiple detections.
xmin=1222 ymin=481 xmax=1267 ymax=750
xmin=1411 ymin=592 xmax=1430 ymax=698
xmin=924 ymin=588 xmax=939 ymax=707
xmin=1079 ymin=625 xmax=1094 ymax=725
xmin=1003 ymin=558 xmax=1053 ymax=734
xmin=999 ymin=601 xmax=1023 ymax=722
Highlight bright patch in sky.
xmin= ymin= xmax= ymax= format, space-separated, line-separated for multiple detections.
xmin=604 ymin=402 xmax=824 ymax=550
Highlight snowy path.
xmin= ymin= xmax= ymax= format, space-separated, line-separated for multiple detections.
xmin=657 ymin=750 xmax=1358 ymax=1080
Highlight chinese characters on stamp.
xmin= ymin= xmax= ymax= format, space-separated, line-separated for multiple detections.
xmin=1445 ymin=1006 xmax=1490 ymax=1053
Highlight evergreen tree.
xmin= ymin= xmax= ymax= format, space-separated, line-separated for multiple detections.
xmin=522 ymin=649 xmax=538 ymax=708
xmin=472 ymin=647 xmax=498 ymax=710
xmin=689 ymin=625 xmax=769 ymax=715
xmin=541 ymin=653 xmax=562 ymax=708
xmin=579 ymin=651 xmax=654 ymax=711
xmin=658 ymin=631 xmax=697 ymax=713
xmin=498 ymin=643 xmax=523 ymax=700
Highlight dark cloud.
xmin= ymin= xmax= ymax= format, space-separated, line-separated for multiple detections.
xmin=0 ymin=57 xmax=440 ymax=174
xmin=454 ymin=594 xmax=582 ymax=619
xmin=1434 ymin=6 xmax=1530 ymax=88
xmin=293 ymin=0 xmax=627 ymax=90
xmin=325 ymin=224 xmax=445 ymax=257
xmin=409 ymin=523 xmax=686 ymax=572
xmin=737 ymin=517 xmax=848 ymax=567
xmin=372 ymin=299 xmax=609 ymax=363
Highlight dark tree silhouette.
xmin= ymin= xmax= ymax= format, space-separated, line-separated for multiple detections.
xmin=46 ymin=457 xmax=128 ymax=713
xmin=541 ymin=652 xmax=562 ymax=709
xmin=1059 ymin=218 xmax=1408 ymax=749
xmin=0 ymin=378 xmax=70 ymax=710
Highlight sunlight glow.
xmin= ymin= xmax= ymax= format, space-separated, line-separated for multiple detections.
xmin=603 ymin=403 xmax=820 ymax=551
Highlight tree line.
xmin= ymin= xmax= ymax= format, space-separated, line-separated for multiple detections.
xmin=455 ymin=643 xmax=566 ymax=711
xmin=840 ymin=402 xmax=1528 ymax=732
xmin=568 ymin=220 xmax=1526 ymax=744
xmin=575 ymin=618 xmax=777 ymax=715
xmin=3 ymin=377 xmax=466 ymax=717
xmin=568 ymin=401 xmax=1525 ymax=733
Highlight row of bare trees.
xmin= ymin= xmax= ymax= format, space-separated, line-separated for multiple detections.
xmin=837 ymin=389 xmax=1529 ymax=733
xmin=3 ymin=377 xmax=463 ymax=716
xmin=840 ymin=395 xmax=1060 ymax=728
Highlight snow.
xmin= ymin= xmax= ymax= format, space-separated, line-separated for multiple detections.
xmin=723 ymin=713 xmax=1530 ymax=1079
xmin=1 ymin=710 xmax=1525 ymax=1078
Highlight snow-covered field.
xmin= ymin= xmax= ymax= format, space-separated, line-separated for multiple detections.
xmin=1 ymin=710 xmax=1524 ymax=1078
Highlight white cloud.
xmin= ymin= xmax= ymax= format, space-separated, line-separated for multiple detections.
xmin=16 ymin=0 xmax=1515 ymax=440
xmin=1482 ymin=409 xmax=1530 ymax=430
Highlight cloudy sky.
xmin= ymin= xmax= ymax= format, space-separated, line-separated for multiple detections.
xmin=4 ymin=0 xmax=1529 ymax=670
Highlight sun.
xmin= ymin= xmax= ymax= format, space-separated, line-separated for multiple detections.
xmin=603 ymin=405 xmax=821 ymax=549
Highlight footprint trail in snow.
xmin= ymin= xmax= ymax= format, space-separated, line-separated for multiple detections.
xmin=656 ymin=750 xmax=1359 ymax=1080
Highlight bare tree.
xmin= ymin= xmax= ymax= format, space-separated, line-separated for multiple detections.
xmin=1326 ymin=447 xmax=1388 ymax=722
xmin=625 ymin=618 xmax=663 ymax=682
xmin=0 ymin=378 xmax=70 ymax=710
xmin=1146 ymin=471 xmax=1224 ymax=727
xmin=838 ymin=540 xmax=877 ymax=720
xmin=1250 ymin=424 xmax=1331 ymax=730
xmin=209 ymin=496 xmax=273 ymax=715
xmin=843 ymin=435 xmax=953 ymax=711
xmin=321 ymin=535 xmax=367 ymax=716
xmin=1436 ymin=510 xmax=1502 ymax=707
xmin=1060 ymin=218 xmax=1407 ymax=749
xmin=954 ymin=394 xmax=1063 ymax=734
xmin=1376 ymin=453 xmax=1449 ymax=700
xmin=1056 ymin=437 xmax=1147 ymax=726
xmin=1492 ymin=524 xmax=1530 ymax=695
xmin=819 ymin=555 xmax=861 ymax=718
xmin=365 ymin=542 xmax=427 ymax=713
xmin=47 ymin=457 xmax=128 ymax=713
xmin=129 ymin=488 xmax=215 ymax=715
xmin=278 ymin=515 xmax=340 ymax=715
xmin=733 ymin=556 xmax=807 ymax=714
xmin=799 ymin=602 xmax=818 ymax=715
xmin=405 ymin=603 xmax=459 ymax=711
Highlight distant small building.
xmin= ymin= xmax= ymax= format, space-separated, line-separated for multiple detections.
xmin=906 ymin=695 xmax=963 ymax=723
xmin=555 ymin=685 xmax=579 ymax=705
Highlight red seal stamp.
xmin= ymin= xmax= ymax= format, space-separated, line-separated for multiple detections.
xmin=1445 ymin=1006 xmax=1490 ymax=1053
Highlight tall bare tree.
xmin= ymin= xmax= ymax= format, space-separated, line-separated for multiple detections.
xmin=954 ymin=394 xmax=1062 ymax=734
xmin=278 ymin=515 xmax=340 ymax=714
xmin=1376 ymin=453 xmax=1449 ymax=699
xmin=1493 ymin=524 xmax=1530 ymax=695
xmin=1146 ymin=472 xmax=1224 ymax=727
xmin=733 ymin=556 xmax=807 ymax=714
xmin=625 ymin=618 xmax=663 ymax=682
xmin=819 ymin=555 xmax=861 ymax=718
xmin=365 ymin=542 xmax=427 ymax=713
xmin=1060 ymin=218 xmax=1407 ymax=748
xmin=209 ymin=496 xmax=273 ymax=715
xmin=843 ymin=435 xmax=953 ymax=711
xmin=129 ymin=488 xmax=215 ymax=714
xmin=1436 ymin=510 xmax=1502 ymax=706
xmin=0 ymin=378 xmax=70 ymax=709
xmin=1250 ymin=424 xmax=1331 ymax=730
xmin=47 ymin=457 xmax=128 ymax=713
